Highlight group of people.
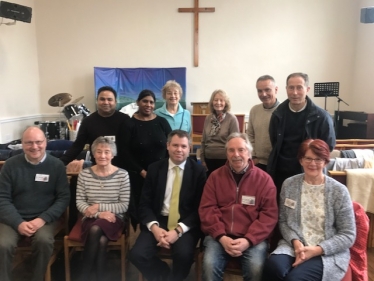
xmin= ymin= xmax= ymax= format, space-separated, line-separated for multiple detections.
xmin=0 ymin=72 xmax=357 ymax=281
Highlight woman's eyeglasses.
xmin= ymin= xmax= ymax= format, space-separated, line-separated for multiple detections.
xmin=303 ymin=157 xmax=324 ymax=164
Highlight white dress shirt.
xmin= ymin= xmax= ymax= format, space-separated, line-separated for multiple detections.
xmin=147 ymin=159 xmax=190 ymax=234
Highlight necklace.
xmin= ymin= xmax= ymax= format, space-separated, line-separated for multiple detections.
xmin=92 ymin=166 xmax=115 ymax=189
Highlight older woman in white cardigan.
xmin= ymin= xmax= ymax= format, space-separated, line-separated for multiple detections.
xmin=262 ymin=139 xmax=356 ymax=281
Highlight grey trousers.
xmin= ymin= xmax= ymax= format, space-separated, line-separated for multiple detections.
xmin=0 ymin=221 xmax=56 ymax=281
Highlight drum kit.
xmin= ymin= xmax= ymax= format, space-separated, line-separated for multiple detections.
xmin=35 ymin=93 xmax=91 ymax=140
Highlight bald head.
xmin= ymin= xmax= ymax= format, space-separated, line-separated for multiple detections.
xmin=22 ymin=126 xmax=47 ymax=164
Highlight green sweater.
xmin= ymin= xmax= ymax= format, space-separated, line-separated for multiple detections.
xmin=0 ymin=153 xmax=70 ymax=231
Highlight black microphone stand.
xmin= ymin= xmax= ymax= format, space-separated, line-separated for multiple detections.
xmin=335 ymin=96 xmax=349 ymax=137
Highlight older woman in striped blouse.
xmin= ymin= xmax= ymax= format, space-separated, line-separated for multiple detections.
xmin=76 ymin=136 xmax=130 ymax=280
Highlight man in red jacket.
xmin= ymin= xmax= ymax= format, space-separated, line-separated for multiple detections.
xmin=199 ymin=132 xmax=278 ymax=281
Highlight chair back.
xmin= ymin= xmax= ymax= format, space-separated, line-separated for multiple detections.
xmin=235 ymin=114 xmax=245 ymax=133
xmin=349 ymin=201 xmax=369 ymax=281
xmin=191 ymin=114 xmax=207 ymax=147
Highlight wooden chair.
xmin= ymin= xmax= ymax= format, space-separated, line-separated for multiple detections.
xmin=12 ymin=209 xmax=68 ymax=281
xmin=63 ymin=215 xmax=129 ymax=281
xmin=336 ymin=139 xmax=374 ymax=145
xmin=191 ymin=114 xmax=206 ymax=148
xmin=334 ymin=143 xmax=374 ymax=151
xmin=235 ymin=114 xmax=245 ymax=133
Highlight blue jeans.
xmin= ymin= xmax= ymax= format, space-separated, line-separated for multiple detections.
xmin=202 ymin=235 xmax=267 ymax=281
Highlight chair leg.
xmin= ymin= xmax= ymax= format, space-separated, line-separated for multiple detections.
xmin=120 ymin=234 xmax=126 ymax=281
xmin=64 ymin=236 xmax=71 ymax=281
xmin=44 ymin=265 xmax=51 ymax=281
xmin=196 ymin=251 xmax=203 ymax=281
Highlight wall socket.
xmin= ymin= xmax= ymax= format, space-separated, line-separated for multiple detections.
xmin=5 ymin=134 xmax=12 ymax=143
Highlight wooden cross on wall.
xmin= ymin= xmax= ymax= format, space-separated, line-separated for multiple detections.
xmin=178 ymin=0 xmax=215 ymax=67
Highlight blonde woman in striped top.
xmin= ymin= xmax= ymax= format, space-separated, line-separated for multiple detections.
xmin=76 ymin=136 xmax=130 ymax=280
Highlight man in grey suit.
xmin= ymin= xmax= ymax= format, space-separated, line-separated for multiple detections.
xmin=129 ymin=130 xmax=206 ymax=281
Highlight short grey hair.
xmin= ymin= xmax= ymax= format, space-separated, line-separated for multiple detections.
xmin=286 ymin=72 xmax=309 ymax=87
xmin=256 ymin=75 xmax=276 ymax=84
xmin=91 ymin=136 xmax=117 ymax=156
xmin=225 ymin=132 xmax=253 ymax=153
xmin=161 ymin=80 xmax=183 ymax=99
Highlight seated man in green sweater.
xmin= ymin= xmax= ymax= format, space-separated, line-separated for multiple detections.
xmin=0 ymin=126 xmax=70 ymax=281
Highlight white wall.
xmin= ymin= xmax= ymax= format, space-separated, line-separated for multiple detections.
xmin=0 ymin=0 xmax=368 ymax=142
xmin=34 ymin=0 xmax=359 ymax=115
xmin=0 ymin=0 xmax=39 ymax=142
xmin=352 ymin=0 xmax=374 ymax=113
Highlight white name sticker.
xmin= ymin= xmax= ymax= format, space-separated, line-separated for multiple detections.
xmin=35 ymin=174 xmax=49 ymax=182
xmin=284 ymin=198 xmax=296 ymax=209
xmin=242 ymin=195 xmax=255 ymax=206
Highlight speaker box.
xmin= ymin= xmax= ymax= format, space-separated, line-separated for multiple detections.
xmin=361 ymin=7 xmax=374 ymax=24
xmin=0 ymin=1 xmax=32 ymax=23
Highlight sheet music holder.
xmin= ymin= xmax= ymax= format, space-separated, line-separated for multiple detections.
xmin=314 ymin=82 xmax=339 ymax=110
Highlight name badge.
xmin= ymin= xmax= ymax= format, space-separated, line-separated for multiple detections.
xmin=35 ymin=174 xmax=49 ymax=182
xmin=284 ymin=198 xmax=296 ymax=209
xmin=104 ymin=135 xmax=115 ymax=142
xmin=242 ymin=195 xmax=255 ymax=206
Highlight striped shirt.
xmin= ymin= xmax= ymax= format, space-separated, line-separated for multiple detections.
xmin=76 ymin=167 xmax=130 ymax=220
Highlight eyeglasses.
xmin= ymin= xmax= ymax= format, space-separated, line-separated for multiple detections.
xmin=303 ymin=156 xmax=324 ymax=164
xmin=23 ymin=140 xmax=45 ymax=146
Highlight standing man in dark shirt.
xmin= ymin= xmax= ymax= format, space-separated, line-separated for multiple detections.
xmin=60 ymin=86 xmax=129 ymax=229
xmin=60 ymin=86 xmax=129 ymax=168
xmin=267 ymin=72 xmax=336 ymax=194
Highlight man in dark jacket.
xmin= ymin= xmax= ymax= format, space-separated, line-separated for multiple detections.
xmin=267 ymin=72 xmax=336 ymax=193
xmin=129 ymin=130 xmax=206 ymax=281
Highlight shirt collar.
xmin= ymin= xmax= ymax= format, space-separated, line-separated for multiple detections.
xmin=289 ymin=100 xmax=307 ymax=112
xmin=25 ymin=152 xmax=47 ymax=165
xmin=168 ymin=158 xmax=186 ymax=171
xmin=229 ymin=163 xmax=249 ymax=174
xmin=263 ymin=99 xmax=280 ymax=109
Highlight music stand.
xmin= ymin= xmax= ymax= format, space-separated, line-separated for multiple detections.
xmin=314 ymin=82 xmax=339 ymax=110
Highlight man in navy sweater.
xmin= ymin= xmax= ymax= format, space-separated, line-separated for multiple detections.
xmin=0 ymin=126 xmax=70 ymax=281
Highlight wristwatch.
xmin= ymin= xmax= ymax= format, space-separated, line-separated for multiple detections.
xmin=174 ymin=228 xmax=182 ymax=238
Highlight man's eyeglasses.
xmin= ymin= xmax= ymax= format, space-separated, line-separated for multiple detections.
xmin=23 ymin=140 xmax=45 ymax=146
xmin=303 ymin=156 xmax=324 ymax=164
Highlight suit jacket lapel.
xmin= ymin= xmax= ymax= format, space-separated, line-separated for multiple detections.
xmin=180 ymin=158 xmax=192 ymax=200
xmin=158 ymin=159 xmax=169 ymax=208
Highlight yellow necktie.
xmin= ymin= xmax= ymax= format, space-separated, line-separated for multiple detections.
xmin=167 ymin=166 xmax=181 ymax=230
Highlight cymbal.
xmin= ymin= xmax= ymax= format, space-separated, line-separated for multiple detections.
xmin=69 ymin=96 xmax=84 ymax=104
xmin=48 ymin=93 xmax=72 ymax=107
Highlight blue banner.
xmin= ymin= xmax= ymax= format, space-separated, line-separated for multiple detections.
xmin=94 ymin=67 xmax=186 ymax=110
